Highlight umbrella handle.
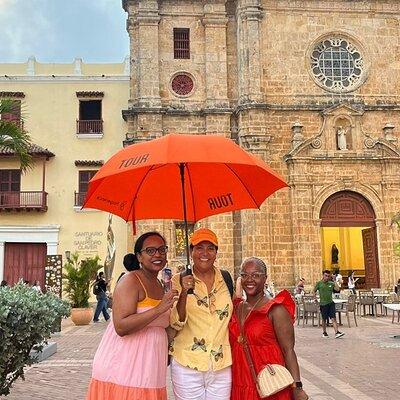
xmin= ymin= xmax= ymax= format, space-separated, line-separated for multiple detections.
xmin=185 ymin=265 xmax=194 ymax=295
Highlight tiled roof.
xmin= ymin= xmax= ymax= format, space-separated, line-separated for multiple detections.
xmin=0 ymin=91 xmax=25 ymax=98
xmin=74 ymin=160 xmax=104 ymax=166
xmin=76 ymin=91 xmax=104 ymax=98
xmin=0 ymin=143 xmax=55 ymax=157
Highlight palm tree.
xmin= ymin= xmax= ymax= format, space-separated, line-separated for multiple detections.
xmin=0 ymin=99 xmax=33 ymax=171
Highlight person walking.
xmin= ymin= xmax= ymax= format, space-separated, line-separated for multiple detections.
xmin=347 ymin=271 xmax=358 ymax=295
xmin=314 ymin=270 xmax=344 ymax=339
xmin=32 ymin=280 xmax=42 ymax=293
xmin=93 ymin=271 xmax=110 ymax=323
xmin=170 ymin=228 xmax=233 ymax=400
xmin=229 ymin=257 xmax=308 ymax=400
xmin=86 ymin=231 xmax=178 ymax=400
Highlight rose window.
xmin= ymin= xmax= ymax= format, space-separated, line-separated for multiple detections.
xmin=311 ymin=37 xmax=364 ymax=93
xmin=171 ymin=74 xmax=194 ymax=96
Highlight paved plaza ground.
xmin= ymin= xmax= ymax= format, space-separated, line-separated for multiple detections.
xmin=5 ymin=313 xmax=400 ymax=400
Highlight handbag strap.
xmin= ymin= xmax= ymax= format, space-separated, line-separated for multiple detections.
xmin=237 ymin=303 xmax=260 ymax=387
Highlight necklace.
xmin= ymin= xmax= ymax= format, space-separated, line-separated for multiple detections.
xmin=237 ymin=295 xmax=265 ymax=343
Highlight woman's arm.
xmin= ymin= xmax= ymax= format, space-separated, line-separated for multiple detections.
xmin=113 ymin=274 xmax=177 ymax=337
xmin=270 ymin=305 xmax=308 ymax=400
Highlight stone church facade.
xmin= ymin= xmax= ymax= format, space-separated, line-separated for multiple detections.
xmin=122 ymin=0 xmax=400 ymax=289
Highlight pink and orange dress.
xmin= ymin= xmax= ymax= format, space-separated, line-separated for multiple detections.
xmin=86 ymin=276 xmax=169 ymax=400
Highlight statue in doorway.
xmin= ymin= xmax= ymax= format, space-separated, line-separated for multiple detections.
xmin=331 ymin=244 xmax=339 ymax=265
xmin=336 ymin=126 xmax=348 ymax=150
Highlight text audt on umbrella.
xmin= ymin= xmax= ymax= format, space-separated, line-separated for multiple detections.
xmin=118 ymin=153 xmax=150 ymax=169
xmin=208 ymin=193 xmax=233 ymax=210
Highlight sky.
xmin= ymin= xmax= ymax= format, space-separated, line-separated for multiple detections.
xmin=0 ymin=0 xmax=129 ymax=63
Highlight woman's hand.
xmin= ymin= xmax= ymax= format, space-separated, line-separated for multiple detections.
xmin=156 ymin=289 xmax=179 ymax=313
xmin=293 ymin=388 xmax=309 ymax=400
xmin=180 ymin=274 xmax=195 ymax=294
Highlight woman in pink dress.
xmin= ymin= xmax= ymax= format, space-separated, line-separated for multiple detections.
xmin=86 ymin=231 xmax=178 ymax=400
xmin=229 ymin=257 xmax=308 ymax=400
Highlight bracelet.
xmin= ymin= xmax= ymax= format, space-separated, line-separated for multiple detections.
xmin=291 ymin=381 xmax=303 ymax=389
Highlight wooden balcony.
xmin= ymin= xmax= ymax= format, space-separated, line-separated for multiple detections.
xmin=76 ymin=119 xmax=103 ymax=134
xmin=0 ymin=191 xmax=48 ymax=212
xmin=0 ymin=116 xmax=24 ymax=130
xmin=74 ymin=192 xmax=87 ymax=207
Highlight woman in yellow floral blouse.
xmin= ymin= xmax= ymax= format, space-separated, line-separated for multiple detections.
xmin=170 ymin=228 xmax=233 ymax=400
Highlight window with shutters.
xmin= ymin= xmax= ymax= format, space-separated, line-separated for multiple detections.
xmin=0 ymin=100 xmax=22 ymax=128
xmin=174 ymin=28 xmax=190 ymax=59
xmin=75 ymin=170 xmax=97 ymax=206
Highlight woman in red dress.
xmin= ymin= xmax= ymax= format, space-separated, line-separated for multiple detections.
xmin=229 ymin=257 xmax=308 ymax=400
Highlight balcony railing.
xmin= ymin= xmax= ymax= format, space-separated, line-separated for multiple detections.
xmin=0 ymin=191 xmax=48 ymax=211
xmin=0 ymin=117 xmax=24 ymax=130
xmin=74 ymin=192 xmax=87 ymax=207
xmin=76 ymin=119 xmax=103 ymax=134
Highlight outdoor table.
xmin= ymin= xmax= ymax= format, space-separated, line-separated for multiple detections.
xmin=333 ymin=299 xmax=347 ymax=325
xmin=373 ymin=293 xmax=391 ymax=315
xmin=382 ymin=304 xmax=400 ymax=339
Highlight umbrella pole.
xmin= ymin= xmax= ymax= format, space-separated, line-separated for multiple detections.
xmin=179 ymin=163 xmax=193 ymax=294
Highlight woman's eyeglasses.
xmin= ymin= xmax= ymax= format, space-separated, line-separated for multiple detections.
xmin=139 ymin=245 xmax=169 ymax=256
xmin=240 ymin=272 xmax=265 ymax=280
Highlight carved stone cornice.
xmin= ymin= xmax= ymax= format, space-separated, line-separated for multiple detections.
xmin=239 ymin=134 xmax=271 ymax=152
xmin=236 ymin=2 xmax=263 ymax=21
xmin=128 ymin=15 xmax=160 ymax=28
xmin=201 ymin=15 xmax=229 ymax=27
xmin=122 ymin=106 xmax=234 ymax=121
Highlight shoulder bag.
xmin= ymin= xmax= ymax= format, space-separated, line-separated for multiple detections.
xmin=238 ymin=305 xmax=294 ymax=397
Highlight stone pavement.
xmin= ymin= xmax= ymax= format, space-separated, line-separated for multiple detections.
xmin=4 ymin=314 xmax=400 ymax=399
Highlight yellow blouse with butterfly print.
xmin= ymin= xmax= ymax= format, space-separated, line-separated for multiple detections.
xmin=169 ymin=267 xmax=233 ymax=372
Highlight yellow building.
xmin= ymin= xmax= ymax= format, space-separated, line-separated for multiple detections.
xmin=0 ymin=57 xmax=130 ymax=291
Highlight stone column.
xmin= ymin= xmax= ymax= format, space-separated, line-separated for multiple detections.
xmin=202 ymin=2 xmax=229 ymax=110
xmin=127 ymin=1 xmax=161 ymax=109
xmin=236 ymin=0 xmax=264 ymax=104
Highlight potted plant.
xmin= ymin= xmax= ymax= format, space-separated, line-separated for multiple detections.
xmin=63 ymin=252 xmax=102 ymax=325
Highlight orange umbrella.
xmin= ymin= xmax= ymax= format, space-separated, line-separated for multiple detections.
xmin=83 ymin=133 xmax=287 ymax=269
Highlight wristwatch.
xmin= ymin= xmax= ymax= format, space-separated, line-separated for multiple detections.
xmin=292 ymin=381 xmax=303 ymax=389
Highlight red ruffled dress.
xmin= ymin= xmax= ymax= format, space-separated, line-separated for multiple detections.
xmin=229 ymin=290 xmax=295 ymax=400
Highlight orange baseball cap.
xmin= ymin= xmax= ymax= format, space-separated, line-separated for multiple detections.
xmin=190 ymin=228 xmax=218 ymax=247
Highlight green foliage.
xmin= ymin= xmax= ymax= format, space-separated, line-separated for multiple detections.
xmin=62 ymin=253 xmax=102 ymax=308
xmin=0 ymin=99 xmax=33 ymax=172
xmin=0 ymin=282 xmax=70 ymax=396
xmin=394 ymin=242 xmax=400 ymax=258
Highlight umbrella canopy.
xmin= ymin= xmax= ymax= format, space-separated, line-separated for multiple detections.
xmin=83 ymin=133 xmax=287 ymax=223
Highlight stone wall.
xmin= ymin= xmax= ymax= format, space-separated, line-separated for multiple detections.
xmin=122 ymin=0 xmax=400 ymax=289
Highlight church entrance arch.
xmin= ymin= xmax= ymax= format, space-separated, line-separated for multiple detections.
xmin=319 ymin=191 xmax=380 ymax=289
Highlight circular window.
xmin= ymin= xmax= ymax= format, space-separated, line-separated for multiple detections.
xmin=310 ymin=37 xmax=365 ymax=93
xmin=171 ymin=74 xmax=194 ymax=96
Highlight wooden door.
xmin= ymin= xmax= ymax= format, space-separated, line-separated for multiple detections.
xmin=362 ymin=228 xmax=380 ymax=288
xmin=4 ymin=243 xmax=47 ymax=287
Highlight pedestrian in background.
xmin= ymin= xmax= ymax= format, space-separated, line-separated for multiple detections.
xmin=32 ymin=280 xmax=42 ymax=293
xmin=93 ymin=271 xmax=110 ymax=323
xmin=347 ymin=271 xmax=358 ymax=295
xmin=314 ymin=270 xmax=344 ymax=339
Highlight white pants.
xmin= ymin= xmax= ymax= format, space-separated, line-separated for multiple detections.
xmin=171 ymin=358 xmax=231 ymax=400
